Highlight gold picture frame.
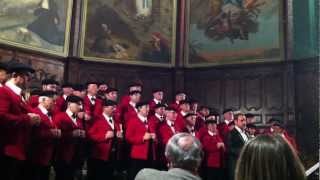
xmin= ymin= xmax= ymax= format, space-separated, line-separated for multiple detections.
xmin=0 ymin=0 xmax=73 ymax=57
xmin=184 ymin=0 xmax=285 ymax=68
xmin=80 ymin=0 xmax=177 ymax=67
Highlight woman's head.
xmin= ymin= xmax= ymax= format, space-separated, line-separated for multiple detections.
xmin=235 ymin=135 xmax=306 ymax=180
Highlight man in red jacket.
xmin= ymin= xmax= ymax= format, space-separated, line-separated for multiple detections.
xmin=217 ymin=109 xmax=234 ymax=144
xmin=182 ymin=113 xmax=197 ymax=136
xmin=169 ymin=91 xmax=186 ymax=112
xmin=201 ymin=120 xmax=225 ymax=180
xmin=87 ymin=100 xmax=123 ymax=180
xmin=0 ymin=61 xmax=41 ymax=180
xmin=148 ymin=89 xmax=164 ymax=117
xmin=0 ymin=62 xmax=8 ymax=86
xmin=0 ymin=62 xmax=8 ymax=173
xmin=28 ymin=79 xmax=59 ymax=108
xmin=122 ymin=90 xmax=141 ymax=127
xmin=27 ymin=91 xmax=61 ymax=180
xmin=53 ymin=83 xmax=73 ymax=115
xmin=104 ymin=87 xmax=119 ymax=102
xmin=195 ymin=106 xmax=210 ymax=131
xmin=157 ymin=107 xmax=178 ymax=170
xmin=83 ymin=82 xmax=103 ymax=121
xmin=126 ymin=102 xmax=157 ymax=180
xmin=53 ymin=95 xmax=86 ymax=180
xmin=175 ymin=100 xmax=191 ymax=132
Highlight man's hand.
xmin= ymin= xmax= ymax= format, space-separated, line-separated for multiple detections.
xmin=28 ymin=113 xmax=41 ymax=126
xmin=105 ymin=131 xmax=114 ymax=139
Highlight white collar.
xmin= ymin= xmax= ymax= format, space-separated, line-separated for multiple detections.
xmin=103 ymin=113 xmax=114 ymax=129
xmin=181 ymin=111 xmax=187 ymax=116
xmin=225 ymin=120 xmax=232 ymax=125
xmin=208 ymin=130 xmax=216 ymax=136
xmin=155 ymin=113 xmax=163 ymax=121
xmin=167 ymin=120 xmax=174 ymax=127
xmin=138 ymin=114 xmax=147 ymax=123
xmin=0 ymin=83 xmax=2 ymax=87
xmin=38 ymin=104 xmax=49 ymax=116
xmin=88 ymin=94 xmax=96 ymax=100
xmin=154 ymin=98 xmax=161 ymax=104
xmin=129 ymin=101 xmax=136 ymax=108
xmin=235 ymin=126 xmax=244 ymax=133
xmin=66 ymin=109 xmax=77 ymax=124
xmin=176 ymin=101 xmax=180 ymax=104
xmin=63 ymin=95 xmax=68 ymax=100
xmin=5 ymin=80 xmax=22 ymax=96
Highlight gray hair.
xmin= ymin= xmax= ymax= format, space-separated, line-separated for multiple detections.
xmin=165 ymin=133 xmax=203 ymax=171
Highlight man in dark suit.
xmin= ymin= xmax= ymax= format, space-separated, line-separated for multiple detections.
xmin=227 ymin=113 xmax=248 ymax=180
xmin=0 ymin=62 xmax=41 ymax=180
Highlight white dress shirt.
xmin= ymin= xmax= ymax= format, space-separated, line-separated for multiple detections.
xmin=6 ymin=80 xmax=22 ymax=96
xmin=167 ymin=120 xmax=176 ymax=134
xmin=103 ymin=113 xmax=114 ymax=130
xmin=66 ymin=109 xmax=77 ymax=125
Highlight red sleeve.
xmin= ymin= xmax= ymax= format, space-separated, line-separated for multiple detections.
xmin=126 ymin=119 xmax=144 ymax=145
xmin=0 ymin=89 xmax=30 ymax=125
xmin=87 ymin=121 xmax=106 ymax=143
xmin=54 ymin=114 xmax=73 ymax=142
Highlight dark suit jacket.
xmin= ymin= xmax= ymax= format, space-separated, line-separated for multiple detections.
xmin=227 ymin=128 xmax=247 ymax=180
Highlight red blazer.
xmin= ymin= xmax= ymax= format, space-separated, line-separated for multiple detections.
xmin=0 ymin=86 xmax=33 ymax=160
xmin=28 ymin=107 xmax=57 ymax=166
xmin=217 ymin=122 xmax=230 ymax=143
xmin=175 ymin=112 xmax=186 ymax=132
xmin=83 ymin=96 xmax=103 ymax=118
xmin=123 ymin=104 xmax=138 ymax=128
xmin=126 ymin=116 xmax=157 ymax=160
xmin=53 ymin=96 xmax=67 ymax=115
xmin=28 ymin=95 xmax=40 ymax=108
xmin=201 ymin=131 xmax=225 ymax=168
xmin=88 ymin=115 xmax=121 ymax=161
xmin=195 ymin=116 xmax=205 ymax=131
xmin=148 ymin=100 xmax=161 ymax=117
xmin=169 ymin=102 xmax=180 ymax=112
xmin=158 ymin=122 xmax=176 ymax=146
xmin=54 ymin=112 xmax=84 ymax=164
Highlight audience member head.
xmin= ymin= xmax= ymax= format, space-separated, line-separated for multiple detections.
xmin=234 ymin=113 xmax=246 ymax=130
xmin=136 ymin=102 xmax=149 ymax=117
xmin=165 ymin=107 xmax=177 ymax=122
xmin=165 ymin=133 xmax=203 ymax=173
xmin=235 ymin=135 xmax=306 ymax=180
xmin=104 ymin=87 xmax=118 ymax=101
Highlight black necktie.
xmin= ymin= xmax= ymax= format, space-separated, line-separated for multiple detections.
xmin=72 ymin=113 xmax=77 ymax=119
xmin=109 ymin=117 xmax=113 ymax=124
xmin=47 ymin=112 xmax=52 ymax=117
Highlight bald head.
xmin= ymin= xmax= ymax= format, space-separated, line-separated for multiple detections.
xmin=165 ymin=133 xmax=203 ymax=172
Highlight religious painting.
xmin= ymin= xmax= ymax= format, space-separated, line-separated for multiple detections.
xmin=80 ymin=0 xmax=177 ymax=67
xmin=0 ymin=0 xmax=73 ymax=57
xmin=185 ymin=0 xmax=284 ymax=67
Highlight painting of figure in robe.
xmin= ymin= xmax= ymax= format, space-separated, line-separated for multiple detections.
xmin=0 ymin=0 xmax=73 ymax=56
xmin=186 ymin=0 xmax=284 ymax=67
xmin=80 ymin=0 xmax=177 ymax=67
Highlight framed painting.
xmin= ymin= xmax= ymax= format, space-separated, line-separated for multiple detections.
xmin=185 ymin=0 xmax=285 ymax=67
xmin=0 ymin=0 xmax=73 ymax=57
xmin=80 ymin=0 xmax=177 ymax=67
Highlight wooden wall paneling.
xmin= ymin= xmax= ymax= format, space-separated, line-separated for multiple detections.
xmin=223 ymin=79 xmax=241 ymax=111
xmin=205 ymin=80 xmax=222 ymax=110
xmin=244 ymin=77 xmax=263 ymax=112
xmin=264 ymin=74 xmax=284 ymax=112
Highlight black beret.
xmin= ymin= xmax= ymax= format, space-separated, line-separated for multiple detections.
xmin=7 ymin=61 xmax=35 ymax=74
xmin=66 ymin=95 xmax=83 ymax=103
xmin=184 ymin=113 xmax=196 ymax=119
xmin=179 ymin=100 xmax=191 ymax=105
xmin=0 ymin=62 xmax=8 ymax=71
xmin=272 ymin=122 xmax=284 ymax=128
xmin=41 ymin=79 xmax=59 ymax=85
xmin=175 ymin=91 xmax=186 ymax=96
xmin=154 ymin=103 xmax=167 ymax=109
xmin=245 ymin=113 xmax=255 ymax=118
xmin=30 ymin=89 xmax=42 ymax=96
xmin=223 ymin=109 xmax=233 ymax=114
xmin=136 ymin=101 xmax=149 ymax=109
xmin=128 ymin=82 xmax=143 ymax=88
xmin=205 ymin=120 xmax=217 ymax=125
xmin=165 ymin=107 xmax=176 ymax=112
xmin=246 ymin=123 xmax=257 ymax=129
xmin=38 ymin=91 xmax=57 ymax=98
xmin=103 ymin=100 xmax=117 ymax=107
xmin=86 ymin=81 xmax=99 ymax=87
xmin=129 ymin=90 xmax=142 ymax=96
xmin=105 ymin=87 xmax=118 ymax=93
xmin=62 ymin=83 xmax=73 ymax=88
xmin=72 ymin=84 xmax=85 ymax=91
xmin=152 ymin=88 xmax=163 ymax=93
